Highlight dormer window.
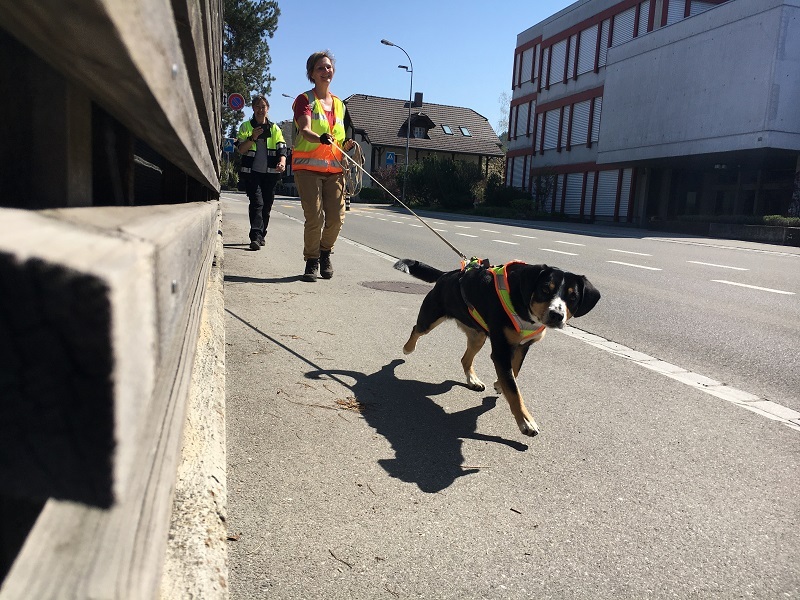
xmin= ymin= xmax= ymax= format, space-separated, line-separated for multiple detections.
xmin=413 ymin=126 xmax=427 ymax=139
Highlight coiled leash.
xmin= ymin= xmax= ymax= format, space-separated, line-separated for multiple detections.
xmin=331 ymin=140 xmax=468 ymax=263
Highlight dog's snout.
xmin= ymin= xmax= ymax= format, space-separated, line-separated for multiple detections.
xmin=547 ymin=310 xmax=564 ymax=325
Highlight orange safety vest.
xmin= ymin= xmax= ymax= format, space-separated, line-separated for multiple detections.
xmin=292 ymin=91 xmax=346 ymax=173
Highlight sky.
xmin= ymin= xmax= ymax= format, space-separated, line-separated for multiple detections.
xmin=242 ymin=0 xmax=576 ymax=134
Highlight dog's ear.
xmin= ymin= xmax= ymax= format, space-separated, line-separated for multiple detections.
xmin=572 ymin=275 xmax=601 ymax=317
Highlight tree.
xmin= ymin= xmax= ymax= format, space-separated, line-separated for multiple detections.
xmin=497 ymin=91 xmax=510 ymax=140
xmin=222 ymin=0 xmax=280 ymax=135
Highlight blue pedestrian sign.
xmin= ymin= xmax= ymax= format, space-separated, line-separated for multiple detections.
xmin=386 ymin=152 xmax=395 ymax=166
xmin=223 ymin=138 xmax=236 ymax=154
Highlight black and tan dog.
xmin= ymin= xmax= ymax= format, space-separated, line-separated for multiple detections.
xmin=394 ymin=258 xmax=600 ymax=437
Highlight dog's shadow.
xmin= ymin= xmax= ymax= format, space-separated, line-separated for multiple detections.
xmin=306 ymin=359 xmax=527 ymax=494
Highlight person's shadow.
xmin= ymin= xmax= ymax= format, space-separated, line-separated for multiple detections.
xmin=306 ymin=359 xmax=527 ymax=493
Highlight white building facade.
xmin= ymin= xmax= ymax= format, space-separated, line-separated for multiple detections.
xmin=506 ymin=0 xmax=800 ymax=225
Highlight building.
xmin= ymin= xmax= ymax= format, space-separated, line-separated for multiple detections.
xmin=344 ymin=93 xmax=505 ymax=187
xmin=507 ymin=0 xmax=800 ymax=225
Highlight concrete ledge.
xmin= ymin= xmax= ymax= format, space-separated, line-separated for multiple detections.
xmin=161 ymin=227 xmax=228 ymax=599
xmin=709 ymin=223 xmax=800 ymax=246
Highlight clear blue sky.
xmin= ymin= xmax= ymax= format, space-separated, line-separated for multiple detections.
xmin=248 ymin=0 xmax=575 ymax=134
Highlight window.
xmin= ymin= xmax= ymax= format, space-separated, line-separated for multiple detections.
xmin=441 ymin=125 xmax=453 ymax=135
xmin=459 ymin=126 xmax=472 ymax=136
xmin=413 ymin=126 xmax=426 ymax=139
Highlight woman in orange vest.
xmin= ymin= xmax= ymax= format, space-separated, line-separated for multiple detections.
xmin=292 ymin=50 xmax=354 ymax=282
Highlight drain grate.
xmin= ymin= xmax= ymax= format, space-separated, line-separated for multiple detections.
xmin=360 ymin=280 xmax=432 ymax=295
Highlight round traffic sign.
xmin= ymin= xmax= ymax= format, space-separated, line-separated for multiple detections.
xmin=228 ymin=93 xmax=245 ymax=111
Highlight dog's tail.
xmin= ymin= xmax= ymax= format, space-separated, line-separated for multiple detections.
xmin=393 ymin=259 xmax=444 ymax=283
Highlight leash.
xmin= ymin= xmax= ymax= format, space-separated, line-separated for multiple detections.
xmin=331 ymin=140 xmax=468 ymax=262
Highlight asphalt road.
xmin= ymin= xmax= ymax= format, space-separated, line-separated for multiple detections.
xmin=222 ymin=194 xmax=800 ymax=599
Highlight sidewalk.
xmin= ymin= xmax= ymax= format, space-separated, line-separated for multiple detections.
xmin=220 ymin=194 xmax=800 ymax=599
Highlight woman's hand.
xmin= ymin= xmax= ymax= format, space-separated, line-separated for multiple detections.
xmin=342 ymin=139 xmax=355 ymax=151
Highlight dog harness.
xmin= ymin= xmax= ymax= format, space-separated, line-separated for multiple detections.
xmin=460 ymin=258 xmax=546 ymax=342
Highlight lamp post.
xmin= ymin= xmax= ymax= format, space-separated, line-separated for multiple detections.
xmin=381 ymin=38 xmax=413 ymax=205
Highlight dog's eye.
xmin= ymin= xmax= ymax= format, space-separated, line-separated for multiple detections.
xmin=568 ymin=290 xmax=579 ymax=303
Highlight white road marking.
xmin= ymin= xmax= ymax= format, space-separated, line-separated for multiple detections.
xmin=712 ymin=280 xmax=795 ymax=295
xmin=267 ymin=204 xmax=800 ymax=434
xmin=480 ymin=229 xmax=500 ymax=233
xmin=555 ymin=241 xmax=585 ymax=246
xmin=540 ymin=248 xmax=578 ymax=256
xmin=492 ymin=240 xmax=519 ymax=245
xmin=408 ymin=224 xmax=424 ymax=228
xmin=513 ymin=234 xmax=538 ymax=239
xmin=688 ymin=261 xmax=748 ymax=270
xmin=560 ymin=326 xmax=800 ymax=433
xmin=455 ymin=225 xmax=471 ymax=229
xmin=391 ymin=220 xmax=403 ymax=224
xmin=609 ymin=249 xmax=651 ymax=256
xmin=433 ymin=228 xmax=447 ymax=232
xmin=607 ymin=260 xmax=661 ymax=271
xmin=456 ymin=233 xmax=478 ymax=238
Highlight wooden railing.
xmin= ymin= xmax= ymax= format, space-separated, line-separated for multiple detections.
xmin=0 ymin=0 xmax=226 ymax=596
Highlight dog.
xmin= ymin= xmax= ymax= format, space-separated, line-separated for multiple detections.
xmin=394 ymin=258 xmax=600 ymax=437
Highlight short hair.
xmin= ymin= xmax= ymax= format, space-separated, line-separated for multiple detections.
xmin=251 ymin=95 xmax=269 ymax=108
xmin=306 ymin=50 xmax=335 ymax=83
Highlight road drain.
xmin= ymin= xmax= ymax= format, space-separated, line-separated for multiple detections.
xmin=360 ymin=281 xmax=431 ymax=295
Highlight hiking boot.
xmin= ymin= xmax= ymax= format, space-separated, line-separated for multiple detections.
xmin=319 ymin=250 xmax=333 ymax=279
xmin=302 ymin=258 xmax=319 ymax=282
xmin=250 ymin=238 xmax=260 ymax=251
xmin=257 ymin=234 xmax=265 ymax=246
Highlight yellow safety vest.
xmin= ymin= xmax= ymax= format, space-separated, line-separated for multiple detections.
xmin=292 ymin=91 xmax=346 ymax=173
xmin=237 ymin=119 xmax=287 ymax=174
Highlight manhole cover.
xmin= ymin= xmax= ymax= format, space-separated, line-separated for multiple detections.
xmin=360 ymin=280 xmax=432 ymax=294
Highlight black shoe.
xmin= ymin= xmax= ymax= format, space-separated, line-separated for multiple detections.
xmin=319 ymin=250 xmax=333 ymax=279
xmin=250 ymin=239 xmax=260 ymax=251
xmin=302 ymin=259 xmax=319 ymax=282
xmin=258 ymin=234 xmax=266 ymax=246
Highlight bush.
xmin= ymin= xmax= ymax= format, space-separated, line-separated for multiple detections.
xmin=220 ymin=159 xmax=239 ymax=190
xmin=402 ymin=157 xmax=482 ymax=210
xmin=357 ymin=187 xmax=385 ymax=201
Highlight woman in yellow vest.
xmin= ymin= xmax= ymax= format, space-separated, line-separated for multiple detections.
xmin=292 ymin=50 xmax=354 ymax=282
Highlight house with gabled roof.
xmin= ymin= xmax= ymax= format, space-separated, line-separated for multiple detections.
xmin=343 ymin=93 xmax=505 ymax=188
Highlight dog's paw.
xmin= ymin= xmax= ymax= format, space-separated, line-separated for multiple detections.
xmin=466 ymin=374 xmax=485 ymax=391
xmin=402 ymin=343 xmax=415 ymax=355
xmin=493 ymin=380 xmax=503 ymax=395
xmin=518 ymin=417 xmax=539 ymax=437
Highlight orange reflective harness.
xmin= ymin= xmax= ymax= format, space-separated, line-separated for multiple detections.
xmin=459 ymin=258 xmax=546 ymax=341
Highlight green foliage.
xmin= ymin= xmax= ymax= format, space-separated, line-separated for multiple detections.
xmin=219 ymin=158 xmax=239 ymax=190
xmin=372 ymin=165 xmax=401 ymax=201
xmin=357 ymin=187 xmax=386 ymax=201
xmin=484 ymin=174 xmax=530 ymax=207
xmin=764 ymin=215 xmax=800 ymax=227
xmin=402 ymin=157 xmax=482 ymax=210
xmin=222 ymin=0 xmax=280 ymax=135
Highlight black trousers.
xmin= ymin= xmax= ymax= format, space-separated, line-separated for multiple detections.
xmin=245 ymin=171 xmax=280 ymax=241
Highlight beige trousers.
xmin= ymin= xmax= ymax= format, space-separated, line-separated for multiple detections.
xmin=295 ymin=169 xmax=346 ymax=260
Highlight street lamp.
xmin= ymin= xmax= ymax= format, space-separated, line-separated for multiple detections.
xmin=381 ymin=38 xmax=413 ymax=205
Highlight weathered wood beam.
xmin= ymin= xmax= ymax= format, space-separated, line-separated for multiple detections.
xmin=0 ymin=0 xmax=220 ymax=192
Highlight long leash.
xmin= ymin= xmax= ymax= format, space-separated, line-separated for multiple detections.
xmin=331 ymin=140 xmax=468 ymax=262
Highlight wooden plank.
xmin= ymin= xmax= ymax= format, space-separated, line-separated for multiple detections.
xmin=0 ymin=203 xmax=220 ymax=598
xmin=0 ymin=0 xmax=220 ymax=192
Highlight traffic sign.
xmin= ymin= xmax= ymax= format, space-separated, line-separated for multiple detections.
xmin=223 ymin=138 xmax=236 ymax=154
xmin=228 ymin=93 xmax=245 ymax=111
xmin=386 ymin=152 xmax=395 ymax=166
